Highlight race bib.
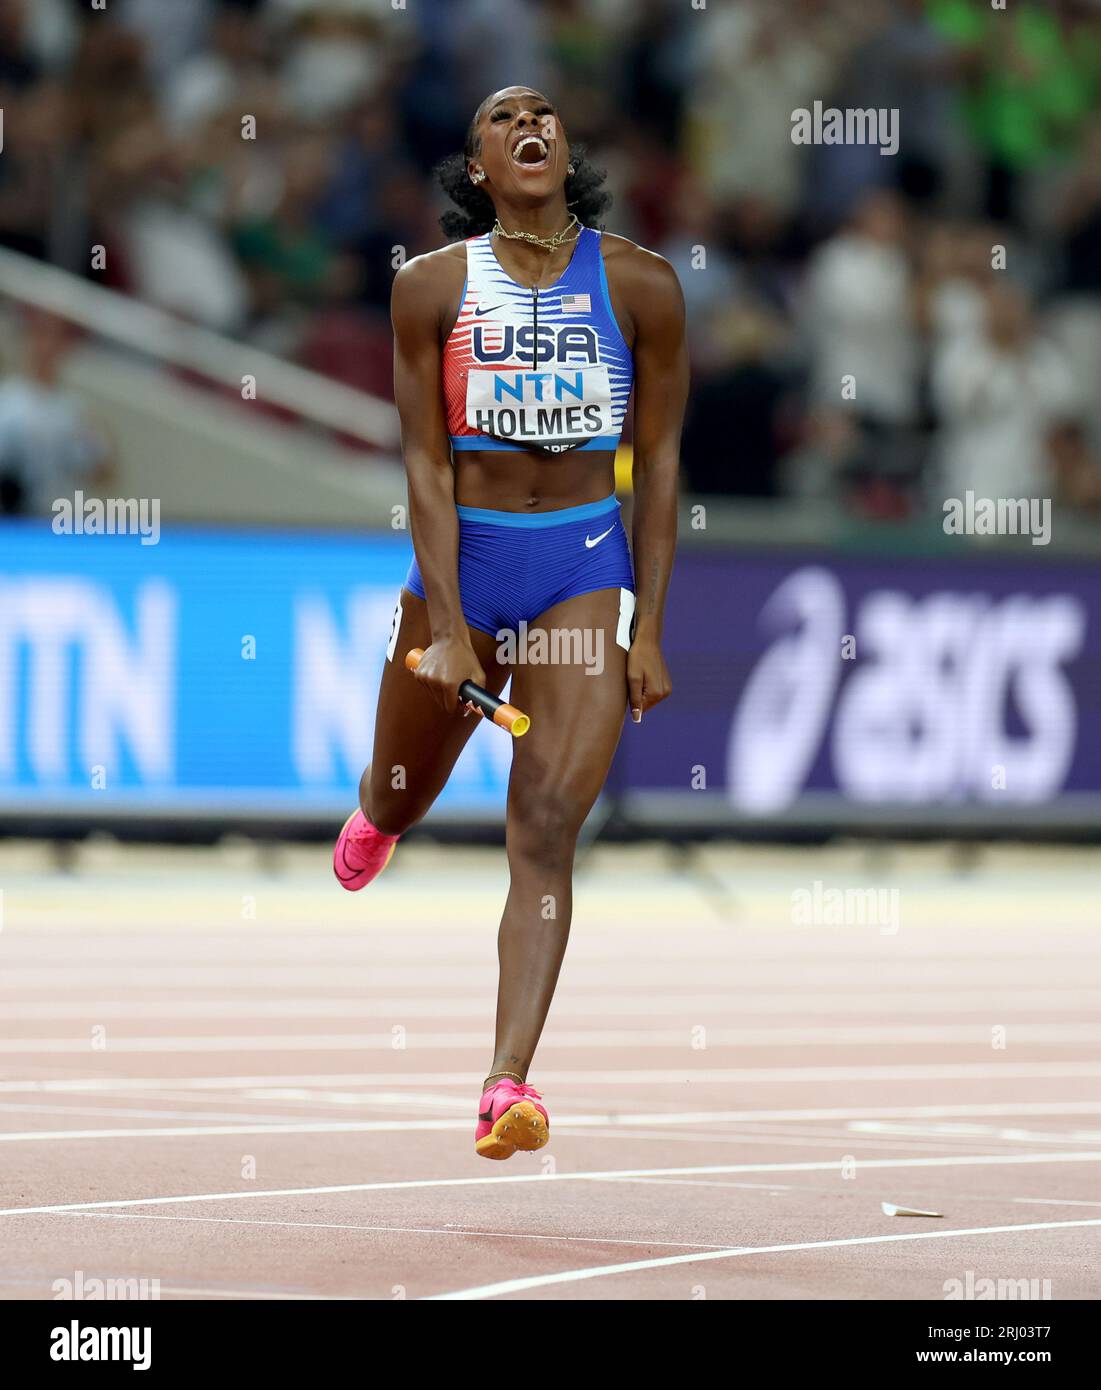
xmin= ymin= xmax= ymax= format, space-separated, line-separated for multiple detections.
xmin=465 ymin=366 xmax=613 ymax=448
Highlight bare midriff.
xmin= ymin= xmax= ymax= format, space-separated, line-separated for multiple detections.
xmin=453 ymin=448 xmax=618 ymax=512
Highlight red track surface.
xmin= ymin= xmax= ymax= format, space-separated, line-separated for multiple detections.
xmin=2 ymin=843 xmax=1099 ymax=1300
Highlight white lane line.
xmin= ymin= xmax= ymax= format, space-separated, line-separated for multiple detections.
xmin=550 ymin=1126 xmax=1020 ymax=1153
xmin=7 ymin=988 xmax=1100 ymax=1020
xmin=852 ymin=1121 xmax=1101 ymax=1146
xmin=536 ymin=1177 xmax=1101 ymax=1211
xmin=0 ymin=1117 xmax=977 ymax=1146
xmin=2 ymin=1151 xmax=1099 ymax=1218
xmin=0 ymin=1092 xmax=470 ymax=1121
xmin=0 ymin=1278 xmax=357 ymax=1302
xmin=235 ymin=1089 xmax=473 ymax=1114
xmin=6 ymin=1023 xmax=1101 ymax=1053
xmin=156 ymin=1287 xmax=354 ymax=1300
xmin=582 ymin=1177 xmax=796 ymax=1192
xmin=8 ymin=1104 xmax=1101 ymax=1145
xmin=0 ymin=1094 xmax=470 ymax=1122
xmin=0 ymin=964 xmax=769 ymax=988
xmin=72 ymin=1211 xmax=727 ymax=1251
xmin=595 ymin=1177 xmax=1101 ymax=1205
xmin=425 ymin=1217 xmax=1101 ymax=1300
xmin=0 ymin=1119 xmax=471 ymax=1142
xmin=0 ymin=1119 xmax=1043 ymax=1152
xmin=0 ymin=1102 xmax=339 ymax=1125
xmin=1011 ymin=1197 xmax=1101 ymax=1209
xmin=6 ymin=1063 xmax=1101 ymax=1093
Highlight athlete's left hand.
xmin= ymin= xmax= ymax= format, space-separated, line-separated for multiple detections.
xmin=626 ymin=636 xmax=671 ymax=724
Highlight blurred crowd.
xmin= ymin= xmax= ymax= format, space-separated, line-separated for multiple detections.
xmin=2 ymin=0 xmax=1101 ymax=520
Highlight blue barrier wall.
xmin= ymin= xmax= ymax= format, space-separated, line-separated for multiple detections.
xmin=0 ymin=521 xmax=512 ymax=817
xmin=2 ymin=519 xmax=1099 ymax=828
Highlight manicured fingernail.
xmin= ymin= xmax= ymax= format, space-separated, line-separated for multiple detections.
xmin=631 ymin=709 xmax=642 ymax=723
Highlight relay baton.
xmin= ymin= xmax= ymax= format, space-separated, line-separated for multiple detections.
xmin=404 ymin=648 xmax=531 ymax=738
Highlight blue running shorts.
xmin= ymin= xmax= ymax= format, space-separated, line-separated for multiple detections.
xmin=405 ymin=493 xmax=635 ymax=639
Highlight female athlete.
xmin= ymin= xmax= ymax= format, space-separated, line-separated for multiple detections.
xmin=333 ymin=87 xmax=688 ymax=1159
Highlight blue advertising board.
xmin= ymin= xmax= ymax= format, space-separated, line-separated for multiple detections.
xmin=0 ymin=520 xmax=512 ymax=817
xmin=2 ymin=520 xmax=1099 ymax=827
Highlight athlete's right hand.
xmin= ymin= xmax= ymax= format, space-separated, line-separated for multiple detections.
xmin=413 ymin=638 xmax=487 ymax=714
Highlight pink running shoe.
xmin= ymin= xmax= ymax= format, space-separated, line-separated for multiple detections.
xmin=475 ymin=1078 xmax=549 ymax=1160
xmin=333 ymin=809 xmax=398 ymax=892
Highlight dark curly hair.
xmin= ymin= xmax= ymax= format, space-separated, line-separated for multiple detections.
xmin=434 ymin=99 xmax=612 ymax=240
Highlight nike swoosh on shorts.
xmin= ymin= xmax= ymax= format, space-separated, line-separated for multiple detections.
xmin=584 ymin=525 xmax=615 ymax=548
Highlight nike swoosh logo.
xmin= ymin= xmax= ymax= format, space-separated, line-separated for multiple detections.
xmin=474 ymin=304 xmax=504 ymax=316
xmin=585 ymin=525 xmax=615 ymax=548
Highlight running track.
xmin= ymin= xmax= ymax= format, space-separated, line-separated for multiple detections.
xmin=1 ymin=840 xmax=1099 ymax=1301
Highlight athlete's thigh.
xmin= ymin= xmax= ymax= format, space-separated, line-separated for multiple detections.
xmin=369 ymin=588 xmax=508 ymax=817
xmin=506 ymin=586 xmax=630 ymax=818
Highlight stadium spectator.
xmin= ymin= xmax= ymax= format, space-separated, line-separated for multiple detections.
xmin=931 ymin=280 xmax=1078 ymax=503
xmin=681 ymin=303 xmax=791 ymax=498
xmin=0 ymin=310 xmax=111 ymax=515
xmin=0 ymin=0 xmax=1099 ymax=529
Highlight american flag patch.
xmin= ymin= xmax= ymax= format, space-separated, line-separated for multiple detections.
xmin=560 ymin=293 xmax=591 ymax=313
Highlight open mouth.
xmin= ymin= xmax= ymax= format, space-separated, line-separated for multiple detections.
xmin=511 ymin=134 xmax=549 ymax=171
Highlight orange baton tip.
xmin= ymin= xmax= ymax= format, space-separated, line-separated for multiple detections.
xmin=495 ymin=705 xmax=530 ymax=738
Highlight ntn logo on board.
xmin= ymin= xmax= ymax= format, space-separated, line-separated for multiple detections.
xmin=0 ymin=577 xmax=175 ymax=783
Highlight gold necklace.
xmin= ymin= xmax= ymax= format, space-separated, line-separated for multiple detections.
xmin=491 ymin=213 xmax=582 ymax=251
